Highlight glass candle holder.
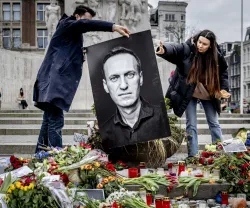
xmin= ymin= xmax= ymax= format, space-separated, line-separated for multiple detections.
xmin=221 ymin=191 xmax=229 ymax=205
xmin=128 ymin=168 xmax=138 ymax=178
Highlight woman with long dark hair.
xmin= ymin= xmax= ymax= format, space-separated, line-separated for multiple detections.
xmin=156 ymin=29 xmax=230 ymax=157
xmin=17 ymin=88 xmax=28 ymax=109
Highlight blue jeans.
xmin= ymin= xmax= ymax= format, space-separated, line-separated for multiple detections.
xmin=35 ymin=104 xmax=64 ymax=153
xmin=185 ymin=98 xmax=223 ymax=157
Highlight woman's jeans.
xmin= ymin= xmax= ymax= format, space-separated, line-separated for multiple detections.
xmin=185 ymin=98 xmax=223 ymax=157
xmin=35 ymin=104 xmax=64 ymax=153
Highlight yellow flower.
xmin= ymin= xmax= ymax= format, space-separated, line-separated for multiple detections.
xmin=96 ymin=183 xmax=103 ymax=189
xmin=19 ymin=157 xmax=23 ymax=161
xmin=23 ymin=186 xmax=28 ymax=191
xmin=20 ymin=186 xmax=24 ymax=190
xmin=209 ymin=179 xmax=215 ymax=184
xmin=102 ymin=178 xmax=109 ymax=184
xmin=9 ymin=184 xmax=15 ymax=191
xmin=28 ymin=183 xmax=34 ymax=190
xmin=108 ymin=176 xmax=115 ymax=182
xmin=94 ymin=162 xmax=100 ymax=168
xmin=80 ymin=165 xmax=85 ymax=170
xmin=15 ymin=181 xmax=21 ymax=189
xmin=7 ymin=189 xmax=12 ymax=194
xmin=86 ymin=165 xmax=92 ymax=170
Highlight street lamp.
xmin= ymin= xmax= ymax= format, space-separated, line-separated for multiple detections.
xmin=240 ymin=0 xmax=244 ymax=114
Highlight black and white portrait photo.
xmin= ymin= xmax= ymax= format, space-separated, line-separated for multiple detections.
xmin=87 ymin=30 xmax=171 ymax=150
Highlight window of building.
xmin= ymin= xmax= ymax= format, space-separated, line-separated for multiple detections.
xmin=244 ymin=85 xmax=247 ymax=97
xmin=248 ymin=84 xmax=250 ymax=97
xmin=3 ymin=29 xmax=11 ymax=48
xmin=13 ymin=3 xmax=21 ymax=21
xmin=165 ymin=14 xmax=175 ymax=21
xmin=248 ymin=47 xmax=250 ymax=61
xmin=37 ymin=29 xmax=48 ymax=48
xmin=181 ymin=14 xmax=185 ymax=21
xmin=248 ymin=66 xmax=250 ymax=78
xmin=13 ymin=29 xmax=21 ymax=48
xmin=3 ymin=3 xmax=11 ymax=21
xmin=37 ymin=3 xmax=49 ymax=21
xmin=244 ymin=49 xmax=246 ymax=62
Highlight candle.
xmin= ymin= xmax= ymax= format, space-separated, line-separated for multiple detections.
xmin=128 ymin=168 xmax=138 ymax=178
xmin=221 ymin=191 xmax=229 ymax=205
xmin=155 ymin=196 xmax=163 ymax=208
xmin=146 ymin=192 xmax=153 ymax=206
xmin=163 ymin=197 xmax=171 ymax=208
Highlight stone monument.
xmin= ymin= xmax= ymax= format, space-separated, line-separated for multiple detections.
xmin=63 ymin=0 xmax=153 ymax=110
xmin=45 ymin=0 xmax=61 ymax=44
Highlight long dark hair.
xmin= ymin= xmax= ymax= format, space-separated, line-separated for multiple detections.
xmin=187 ymin=30 xmax=220 ymax=96
xmin=20 ymin=88 xmax=24 ymax=97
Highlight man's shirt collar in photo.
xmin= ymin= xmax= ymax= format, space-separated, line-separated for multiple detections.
xmin=113 ymin=97 xmax=154 ymax=130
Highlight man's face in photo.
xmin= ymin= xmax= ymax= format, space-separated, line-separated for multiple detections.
xmin=103 ymin=53 xmax=143 ymax=108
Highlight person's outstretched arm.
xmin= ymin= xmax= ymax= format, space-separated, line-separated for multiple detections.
xmin=156 ymin=40 xmax=186 ymax=65
xmin=64 ymin=19 xmax=130 ymax=37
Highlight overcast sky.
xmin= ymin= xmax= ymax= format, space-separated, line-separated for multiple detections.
xmin=148 ymin=0 xmax=250 ymax=43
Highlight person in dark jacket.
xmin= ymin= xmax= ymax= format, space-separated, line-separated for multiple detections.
xmin=156 ymin=30 xmax=231 ymax=157
xmin=33 ymin=5 xmax=130 ymax=153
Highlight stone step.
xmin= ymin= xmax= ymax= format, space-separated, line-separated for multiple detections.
xmin=178 ymin=117 xmax=250 ymax=124
xmin=0 ymin=110 xmax=92 ymax=113
xmin=0 ymin=134 xmax=233 ymax=155
xmin=0 ymin=123 xmax=245 ymax=135
xmin=0 ymin=117 xmax=96 ymax=125
xmin=0 ymin=113 xmax=95 ymax=118
xmin=0 ymin=112 xmax=248 ymax=118
xmin=0 ymin=117 xmax=248 ymax=125
xmin=0 ymin=124 xmax=87 ymax=135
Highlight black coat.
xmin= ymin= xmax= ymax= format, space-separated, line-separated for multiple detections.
xmin=157 ymin=39 xmax=229 ymax=117
xmin=33 ymin=14 xmax=113 ymax=111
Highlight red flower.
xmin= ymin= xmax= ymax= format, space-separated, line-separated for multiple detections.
xmin=237 ymin=153 xmax=244 ymax=159
xmin=10 ymin=155 xmax=16 ymax=163
xmin=112 ymin=201 xmax=119 ymax=208
xmin=241 ymin=163 xmax=250 ymax=169
xmin=207 ymin=152 xmax=215 ymax=156
xmin=79 ymin=142 xmax=92 ymax=149
xmin=106 ymin=163 xmax=116 ymax=172
xmin=24 ymin=177 xmax=33 ymax=185
xmin=207 ymin=158 xmax=214 ymax=165
xmin=116 ymin=160 xmax=127 ymax=168
xmin=201 ymin=152 xmax=209 ymax=158
xmin=13 ymin=160 xmax=22 ymax=169
xmin=60 ymin=173 xmax=69 ymax=185
xmin=199 ymin=157 xmax=206 ymax=165
xmin=237 ymin=180 xmax=246 ymax=185
xmin=0 ymin=178 xmax=3 ymax=188
xmin=241 ymin=171 xmax=247 ymax=177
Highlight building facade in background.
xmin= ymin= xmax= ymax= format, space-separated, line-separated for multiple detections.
xmin=220 ymin=41 xmax=241 ymax=107
xmin=150 ymin=1 xmax=188 ymax=43
xmin=0 ymin=0 xmax=64 ymax=50
xmin=243 ymin=27 xmax=250 ymax=104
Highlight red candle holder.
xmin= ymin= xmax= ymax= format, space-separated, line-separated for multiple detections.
xmin=128 ymin=168 xmax=138 ymax=178
xmin=163 ymin=197 xmax=171 ymax=208
xmin=155 ymin=197 xmax=163 ymax=208
xmin=178 ymin=162 xmax=185 ymax=176
xmin=221 ymin=191 xmax=229 ymax=205
xmin=146 ymin=193 xmax=153 ymax=206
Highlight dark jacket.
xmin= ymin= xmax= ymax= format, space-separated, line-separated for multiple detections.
xmin=100 ymin=98 xmax=170 ymax=150
xmin=157 ymin=39 xmax=229 ymax=117
xmin=33 ymin=14 xmax=113 ymax=111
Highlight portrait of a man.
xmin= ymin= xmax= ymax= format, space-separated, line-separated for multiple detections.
xmin=87 ymin=30 xmax=170 ymax=150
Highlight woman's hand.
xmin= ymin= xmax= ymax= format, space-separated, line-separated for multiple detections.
xmin=156 ymin=41 xmax=165 ymax=55
xmin=220 ymin=90 xmax=231 ymax=99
